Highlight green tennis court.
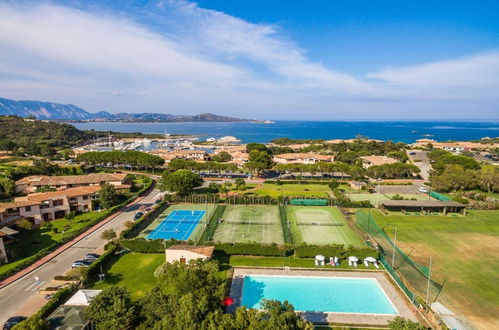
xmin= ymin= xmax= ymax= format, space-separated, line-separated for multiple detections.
xmin=286 ymin=206 xmax=364 ymax=246
xmin=212 ymin=205 xmax=284 ymax=244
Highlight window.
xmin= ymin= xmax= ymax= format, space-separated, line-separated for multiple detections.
xmin=82 ymin=195 xmax=89 ymax=200
xmin=25 ymin=206 xmax=31 ymax=212
xmin=52 ymin=200 xmax=63 ymax=207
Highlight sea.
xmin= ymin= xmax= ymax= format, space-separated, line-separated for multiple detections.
xmin=71 ymin=121 xmax=499 ymax=143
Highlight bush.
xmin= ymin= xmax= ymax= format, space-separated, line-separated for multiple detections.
xmin=213 ymin=242 xmax=289 ymax=256
xmin=86 ymin=245 xmax=117 ymax=280
xmin=120 ymin=238 xmax=169 ymax=253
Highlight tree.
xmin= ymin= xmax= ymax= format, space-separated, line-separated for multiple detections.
xmin=66 ymin=267 xmax=89 ymax=285
xmin=234 ymin=177 xmax=245 ymax=190
xmin=0 ymin=176 xmax=15 ymax=198
xmin=87 ymin=286 xmax=138 ymax=330
xmin=100 ymin=228 xmax=117 ymax=242
xmin=16 ymin=218 xmax=33 ymax=231
xmin=99 ymin=184 xmax=119 ymax=209
xmin=246 ymin=143 xmax=269 ymax=153
xmin=211 ymin=151 xmax=232 ymax=162
xmin=246 ymin=150 xmax=273 ymax=176
xmin=159 ymin=170 xmax=203 ymax=195
xmin=478 ymin=167 xmax=499 ymax=193
xmin=387 ymin=316 xmax=426 ymax=330
xmin=59 ymin=148 xmax=75 ymax=160
xmin=430 ymin=164 xmax=476 ymax=192
xmin=12 ymin=314 xmax=49 ymax=330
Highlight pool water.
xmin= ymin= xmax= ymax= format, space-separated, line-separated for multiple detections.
xmin=241 ymin=275 xmax=398 ymax=314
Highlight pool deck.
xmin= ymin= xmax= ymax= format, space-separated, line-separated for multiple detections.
xmin=228 ymin=268 xmax=419 ymax=326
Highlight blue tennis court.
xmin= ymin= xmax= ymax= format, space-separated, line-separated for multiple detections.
xmin=147 ymin=210 xmax=206 ymax=240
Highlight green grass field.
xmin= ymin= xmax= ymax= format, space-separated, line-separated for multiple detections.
xmin=90 ymin=252 xmax=165 ymax=299
xmin=246 ymin=183 xmax=332 ymax=199
xmin=139 ymin=203 xmax=217 ymax=241
xmin=286 ymin=206 xmax=364 ymax=246
xmin=212 ymin=205 xmax=284 ymax=244
xmin=366 ymin=209 xmax=499 ymax=329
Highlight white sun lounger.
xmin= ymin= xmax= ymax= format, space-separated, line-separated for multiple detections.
xmin=364 ymin=260 xmax=369 ymax=267
xmin=374 ymin=261 xmax=380 ymax=269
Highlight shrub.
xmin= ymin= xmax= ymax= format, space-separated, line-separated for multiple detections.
xmin=213 ymin=242 xmax=288 ymax=256
xmin=120 ymin=238 xmax=170 ymax=253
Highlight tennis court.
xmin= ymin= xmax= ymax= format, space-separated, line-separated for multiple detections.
xmin=212 ymin=205 xmax=284 ymax=244
xmin=286 ymin=206 xmax=364 ymax=246
xmin=147 ymin=210 xmax=205 ymax=240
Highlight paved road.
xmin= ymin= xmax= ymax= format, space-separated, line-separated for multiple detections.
xmin=0 ymin=188 xmax=161 ymax=325
xmin=407 ymin=150 xmax=432 ymax=181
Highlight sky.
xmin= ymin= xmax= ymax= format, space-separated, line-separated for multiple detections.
xmin=0 ymin=0 xmax=498 ymax=120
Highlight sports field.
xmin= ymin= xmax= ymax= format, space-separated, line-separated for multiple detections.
xmin=286 ymin=206 xmax=364 ymax=246
xmin=212 ymin=205 xmax=284 ymax=244
xmin=366 ymin=209 xmax=499 ymax=330
xmin=139 ymin=203 xmax=216 ymax=241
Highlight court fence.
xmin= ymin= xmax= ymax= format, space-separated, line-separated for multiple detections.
xmin=355 ymin=209 xmax=444 ymax=307
xmin=430 ymin=191 xmax=451 ymax=201
xmin=278 ymin=205 xmax=293 ymax=244
xmin=198 ymin=205 xmax=226 ymax=244
xmin=290 ymin=198 xmax=328 ymax=206
xmin=164 ymin=193 xmax=220 ymax=204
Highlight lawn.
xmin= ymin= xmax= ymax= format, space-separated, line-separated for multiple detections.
xmin=285 ymin=206 xmax=364 ymax=246
xmin=212 ymin=205 xmax=284 ymax=244
xmin=0 ymin=211 xmax=106 ymax=278
xmin=364 ymin=209 xmax=499 ymax=330
xmin=244 ymin=183 xmax=332 ymax=199
xmin=347 ymin=192 xmax=429 ymax=204
xmin=89 ymin=252 xmax=165 ymax=299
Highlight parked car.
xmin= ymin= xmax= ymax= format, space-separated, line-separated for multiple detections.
xmin=3 ymin=316 xmax=27 ymax=329
xmin=134 ymin=212 xmax=144 ymax=220
xmin=84 ymin=253 xmax=100 ymax=262
xmin=71 ymin=260 xmax=93 ymax=268
xmin=418 ymin=187 xmax=428 ymax=193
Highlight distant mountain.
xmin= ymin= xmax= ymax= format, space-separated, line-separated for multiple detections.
xmin=0 ymin=97 xmax=254 ymax=122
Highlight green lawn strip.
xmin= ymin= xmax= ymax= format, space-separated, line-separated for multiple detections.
xmin=367 ymin=209 xmax=499 ymax=328
xmin=89 ymin=252 xmax=165 ymax=299
xmin=0 ymin=211 xmax=105 ymax=276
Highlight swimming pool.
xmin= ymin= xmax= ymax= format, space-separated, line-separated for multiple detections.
xmin=241 ymin=275 xmax=398 ymax=315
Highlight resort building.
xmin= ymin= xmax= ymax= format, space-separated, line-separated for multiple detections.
xmin=273 ymin=153 xmax=334 ymax=164
xmin=150 ymin=149 xmax=209 ymax=162
xmin=360 ymin=156 xmax=399 ymax=168
xmin=0 ymin=226 xmax=18 ymax=263
xmin=15 ymin=173 xmax=130 ymax=194
xmin=164 ymin=245 xmax=214 ymax=264
xmin=228 ymin=151 xmax=249 ymax=167
xmin=412 ymin=139 xmax=499 ymax=152
xmin=381 ymin=200 xmax=466 ymax=214
xmin=48 ymin=289 xmax=101 ymax=329
xmin=0 ymin=185 xmax=101 ymax=226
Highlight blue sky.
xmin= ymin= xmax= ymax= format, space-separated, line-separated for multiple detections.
xmin=0 ymin=0 xmax=498 ymax=120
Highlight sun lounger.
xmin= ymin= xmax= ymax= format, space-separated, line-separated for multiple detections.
xmin=364 ymin=260 xmax=369 ymax=267
xmin=374 ymin=261 xmax=380 ymax=269
xmin=353 ymin=261 xmax=358 ymax=267
xmin=348 ymin=259 xmax=352 ymax=266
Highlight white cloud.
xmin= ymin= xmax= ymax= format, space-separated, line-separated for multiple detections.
xmin=0 ymin=0 xmax=497 ymax=119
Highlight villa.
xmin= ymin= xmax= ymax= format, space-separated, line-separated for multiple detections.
xmin=0 ymin=226 xmax=18 ymax=263
xmin=273 ymin=153 xmax=334 ymax=164
xmin=15 ymin=173 xmax=130 ymax=194
xmin=359 ymin=155 xmax=399 ymax=168
xmin=150 ymin=149 xmax=209 ymax=162
xmin=0 ymin=185 xmax=101 ymax=226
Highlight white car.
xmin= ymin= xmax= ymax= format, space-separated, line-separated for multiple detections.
xmin=418 ymin=187 xmax=428 ymax=193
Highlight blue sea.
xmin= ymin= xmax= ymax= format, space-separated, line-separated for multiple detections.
xmin=72 ymin=121 xmax=499 ymax=143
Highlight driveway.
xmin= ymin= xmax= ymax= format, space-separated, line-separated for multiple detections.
xmin=0 ymin=188 xmax=161 ymax=325
xmin=407 ymin=150 xmax=432 ymax=181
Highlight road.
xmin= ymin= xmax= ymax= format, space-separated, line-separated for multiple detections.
xmin=407 ymin=150 xmax=432 ymax=181
xmin=0 ymin=188 xmax=161 ymax=325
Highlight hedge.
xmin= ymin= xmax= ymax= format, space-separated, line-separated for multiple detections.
xmin=278 ymin=205 xmax=293 ymax=244
xmin=0 ymin=175 xmax=154 ymax=282
xmin=294 ymin=244 xmax=378 ymax=259
xmin=213 ymin=242 xmax=289 ymax=256
xmin=120 ymin=238 xmax=169 ymax=253
xmin=198 ymin=205 xmax=226 ymax=243
xmin=86 ymin=245 xmax=118 ymax=280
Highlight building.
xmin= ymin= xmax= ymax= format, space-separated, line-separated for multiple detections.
xmin=360 ymin=156 xmax=399 ymax=168
xmin=150 ymin=149 xmax=209 ymax=162
xmin=164 ymin=245 xmax=214 ymax=264
xmin=350 ymin=181 xmax=368 ymax=190
xmin=228 ymin=151 xmax=249 ymax=167
xmin=15 ymin=173 xmax=130 ymax=194
xmin=380 ymin=200 xmax=466 ymax=214
xmin=0 ymin=227 xmax=18 ymax=263
xmin=273 ymin=153 xmax=334 ymax=165
xmin=325 ymin=138 xmax=384 ymax=144
xmin=0 ymin=186 xmax=101 ymax=226
xmin=48 ymin=289 xmax=101 ymax=329
xmin=412 ymin=139 xmax=499 ymax=152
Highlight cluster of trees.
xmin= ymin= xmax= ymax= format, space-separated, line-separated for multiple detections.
xmin=86 ymin=260 xmax=313 ymax=330
xmin=0 ymin=116 xmax=89 ymax=157
xmin=365 ymin=163 xmax=420 ymax=179
xmin=428 ymin=149 xmax=481 ymax=172
xmin=167 ymin=159 xmax=238 ymax=173
xmin=160 ymin=170 xmax=203 ymax=195
xmin=245 ymin=143 xmax=274 ymax=176
xmin=77 ymin=151 xmax=164 ymax=169
xmin=431 ymin=165 xmax=499 ymax=193
xmin=210 ymin=151 xmax=232 ymax=162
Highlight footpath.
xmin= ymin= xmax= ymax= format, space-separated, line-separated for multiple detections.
xmin=0 ymin=193 xmax=149 ymax=289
